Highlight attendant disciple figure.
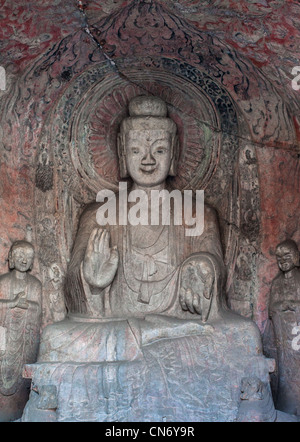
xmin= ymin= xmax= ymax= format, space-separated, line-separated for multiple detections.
xmin=268 ymin=239 xmax=300 ymax=416
xmin=0 ymin=240 xmax=42 ymax=421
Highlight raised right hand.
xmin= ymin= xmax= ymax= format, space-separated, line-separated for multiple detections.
xmin=83 ymin=228 xmax=119 ymax=288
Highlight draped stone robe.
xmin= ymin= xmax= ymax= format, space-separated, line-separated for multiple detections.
xmin=64 ymin=191 xmax=224 ymax=319
xmin=38 ymin=196 xmax=269 ymax=423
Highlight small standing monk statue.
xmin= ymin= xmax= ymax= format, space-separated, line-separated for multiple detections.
xmin=0 ymin=240 xmax=42 ymax=422
xmin=268 ymin=239 xmax=300 ymax=416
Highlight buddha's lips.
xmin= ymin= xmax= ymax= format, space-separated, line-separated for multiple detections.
xmin=140 ymin=167 xmax=156 ymax=174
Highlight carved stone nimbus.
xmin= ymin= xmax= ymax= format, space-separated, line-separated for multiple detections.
xmin=0 ymin=241 xmax=42 ymax=422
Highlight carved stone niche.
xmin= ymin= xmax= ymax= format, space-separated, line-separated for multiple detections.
xmin=34 ymin=56 xmax=258 ymax=324
xmin=20 ymin=87 xmax=277 ymax=422
xmin=14 ymin=1 xmax=296 ymax=421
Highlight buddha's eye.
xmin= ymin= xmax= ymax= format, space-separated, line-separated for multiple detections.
xmin=131 ymin=148 xmax=140 ymax=154
xmin=155 ymin=148 xmax=166 ymax=154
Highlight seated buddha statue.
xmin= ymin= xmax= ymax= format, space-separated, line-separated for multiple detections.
xmin=38 ymin=96 xmax=262 ymax=364
xmin=28 ymin=96 xmax=273 ymax=423
xmin=64 ymin=95 xmax=224 ymax=320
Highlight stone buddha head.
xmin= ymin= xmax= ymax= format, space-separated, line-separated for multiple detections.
xmin=117 ymin=95 xmax=179 ymax=187
xmin=8 ymin=240 xmax=35 ymax=273
xmin=275 ymin=239 xmax=299 ymax=273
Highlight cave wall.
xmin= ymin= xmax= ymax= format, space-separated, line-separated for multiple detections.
xmin=0 ymin=0 xmax=299 ymax=331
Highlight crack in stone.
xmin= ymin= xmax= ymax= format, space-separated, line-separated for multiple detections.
xmin=75 ymin=1 xmax=300 ymax=154
xmin=76 ymin=0 xmax=156 ymax=97
xmin=76 ymin=1 xmax=117 ymax=67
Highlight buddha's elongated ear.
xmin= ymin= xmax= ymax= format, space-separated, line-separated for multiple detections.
xmin=28 ymin=258 xmax=34 ymax=271
xmin=8 ymin=251 xmax=15 ymax=270
xmin=169 ymin=135 xmax=179 ymax=177
xmin=117 ymin=133 xmax=129 ymax=179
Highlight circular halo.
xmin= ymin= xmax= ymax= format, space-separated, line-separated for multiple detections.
xmin=69 ymin=71 xmax=221 ymax=194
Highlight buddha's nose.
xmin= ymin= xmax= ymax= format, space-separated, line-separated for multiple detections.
xmin=141 ymin=151 xmax=156 ymax=165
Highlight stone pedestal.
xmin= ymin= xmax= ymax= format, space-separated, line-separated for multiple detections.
xmin=21 ymin=315 xmax=274 ymax=422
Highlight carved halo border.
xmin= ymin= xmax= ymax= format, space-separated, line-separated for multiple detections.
xmin=49 ymin=57 xmax=239 ymax=200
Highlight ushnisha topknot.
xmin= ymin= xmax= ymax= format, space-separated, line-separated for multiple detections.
xmin=120 ymin=95 xmax=177 ymax=134
xmin=129 ymin=95 xmax=168 ymax=117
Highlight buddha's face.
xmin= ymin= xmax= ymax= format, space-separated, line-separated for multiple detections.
xmin=10 ymin=245 xmax=34 ymax=273
xmin=276 ymin=245 xmax=299 ymax=273
xmin=124 ymin=130 xmax=172 ymax=187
